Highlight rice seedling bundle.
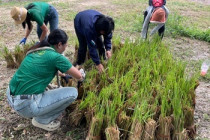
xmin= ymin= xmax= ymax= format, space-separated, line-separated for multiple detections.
xmin=67 ymin=37 xmax=199 ymax=140
xmin=3 ymin=42 xmax=34 ymax=68
xmin=105 ymin=126 xmax=120 ymax=140
xmin=3 ymin=47 xmax=17 ymax=68
xmin=69 ymin=100 xmax=85 ymax=126
xmin=142 ymin=118 xmax=157 ymax=140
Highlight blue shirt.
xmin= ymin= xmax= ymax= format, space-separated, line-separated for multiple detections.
xmin=74 ymin=9 xmax=112 ymax=65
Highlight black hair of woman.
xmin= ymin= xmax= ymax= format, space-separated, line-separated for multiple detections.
xmin=22 ymin=4 xmax=35 ymax=30
xmin=27 ymin=29 xmax=68 ymax=52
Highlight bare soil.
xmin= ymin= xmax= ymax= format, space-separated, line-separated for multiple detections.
xmin=0 ymin=0 xmax=210 ymax=139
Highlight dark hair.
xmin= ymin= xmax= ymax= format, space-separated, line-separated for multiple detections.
xmin=95 ymin=15 xmax=115 ymax=35
xmin=48 ymin=29 xmax=68 ymax=45
xmin=27 ymin=29 xmax=68 ymax=52
xmin=22 ymin=3 xmax=34 ymax=30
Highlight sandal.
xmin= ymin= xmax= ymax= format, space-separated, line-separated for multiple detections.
xmin=32 ymin=118 xmax=60 ymax=131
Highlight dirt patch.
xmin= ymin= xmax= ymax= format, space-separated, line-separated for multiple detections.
xmin=195 ymin=82 xmax=210 ymax=138
xmin=188 ymin=0 xmax=210 ymax=5
xmin=0 ymin=93 xmax=88 ymax=139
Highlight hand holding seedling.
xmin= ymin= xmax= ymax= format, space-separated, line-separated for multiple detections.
xmin=78 ymin=68 xmax=86 ymax=82
xmin=106 ymin=50 xmax=112 ymax=59
xmin=61 ymin=74 xmax=72 ymax=84
xmin=96 ymin=64 xmax=104 ymax=73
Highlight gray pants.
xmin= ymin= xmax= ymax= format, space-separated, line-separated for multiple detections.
xmin=141 ymin=6 xmax=169 ymax=39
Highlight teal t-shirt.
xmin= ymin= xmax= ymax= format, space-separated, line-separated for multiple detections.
xmin=9 ymin=48 xmax=72 ymax=95
xmin=26 ymin=2 xmax=50 ymax=26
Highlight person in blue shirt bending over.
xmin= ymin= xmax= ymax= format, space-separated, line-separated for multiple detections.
xmin=74 ymin=10 xmax=115 ymax=73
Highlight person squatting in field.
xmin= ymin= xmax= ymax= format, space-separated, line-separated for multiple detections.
xmin=141 ymin=0 xmax=169 ymax=39
xmin=10 ymin=2 xmax=59 ymax=44
xmin=6 ymin=29 xmax=85 ymax=131
xmin=74 ymin=9 xmax=115 ymax=73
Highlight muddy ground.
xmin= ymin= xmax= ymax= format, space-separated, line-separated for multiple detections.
xmin=0 ymin=0 xmax=210 ymax=139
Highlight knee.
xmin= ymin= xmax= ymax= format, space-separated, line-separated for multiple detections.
xmin=67 ymin=87 xmax=78 ymax=100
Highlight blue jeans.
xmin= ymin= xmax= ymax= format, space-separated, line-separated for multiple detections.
xmin=6 ymin=87 xmax=77 ymax=124
xmin=37 ymin=5 xmax=59 ymax=39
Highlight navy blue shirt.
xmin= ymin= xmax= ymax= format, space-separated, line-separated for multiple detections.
xmin=74 ymin=10 xmax=112 ymax=65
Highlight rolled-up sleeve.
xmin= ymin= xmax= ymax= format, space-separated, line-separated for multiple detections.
xmin=104 ymin=33 xmax=112 ymax=51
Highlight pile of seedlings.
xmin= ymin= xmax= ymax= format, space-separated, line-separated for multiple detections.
xmin=3 ymin=37 xmax=199 ymax=140
xmin=3 ymin=42 xmax=33 ymax=68
xmin=65 ymin=37 xmax=199 ymax=140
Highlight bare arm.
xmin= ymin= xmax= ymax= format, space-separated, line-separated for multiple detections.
xmin=25 ymin=24 xmax=33 ymax=39
xmin=39 ymin=24 xmax=48 ymax=41
xmin=66 ymin=66 xmax=83 ymax=80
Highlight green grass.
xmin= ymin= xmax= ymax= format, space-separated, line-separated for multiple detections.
xmin=110 ymin=0 xmax=143 ymax=5
xmin=115 ymin=10 xmax=142 ymax=33
xmin=64 ymin=11 xmax=77 ymax=21
xmin=0 ymin=0 xmax=50 ymax=7
xmin=54 ymin=2 xmax=70 ymax=9
xmin=166 ymin=13 xmax=210 ymax=42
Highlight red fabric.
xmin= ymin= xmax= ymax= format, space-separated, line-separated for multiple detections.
xmin=152 ymin=0 xmax=164 ymax=7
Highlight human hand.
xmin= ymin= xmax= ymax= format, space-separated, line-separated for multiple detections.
xmin=96 ymin=64 xmax=104 ymax=73
xmin=79 ymin=69 xmax=86 ymax=82
xmin=78 ymin=68 xmax=86 ymax=82
xmin=75 ymin=64 xmax=80 ymax=70
xmin=19 ymin=38 xmax=27 ymax=45
xmin=106 ymin=50 xmax=112 ymax=59
xmin=79 ymin=69 xmax=86 ymax=78
xmin=61 ymin=74 xmax=72 ymax=84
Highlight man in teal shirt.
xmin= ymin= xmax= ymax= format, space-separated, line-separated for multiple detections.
xmin=10 ymin=2 xmax=59 ymax=44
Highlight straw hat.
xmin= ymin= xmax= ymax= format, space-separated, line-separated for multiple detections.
xmin=150 ymin=8 xmax=166 ymax=23
xmin=10 ymin=7 xmax=27 ymax=24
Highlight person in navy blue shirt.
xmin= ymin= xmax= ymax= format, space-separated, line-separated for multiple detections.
xmin=74 ymin=10 xmax=115 ymax=73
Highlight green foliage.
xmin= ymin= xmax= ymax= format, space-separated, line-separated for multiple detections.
xmin=80 ymin=38 xmax=198 ymax=137
xmin=167 ymin=14 xmax=210 ymax=42
xmin=65 ymin=11 xmax=77 ymax=21
xmin=2 ymin=42 xmax=35 ymax=68
xmin=0 ymin=0 xmax=50 ymax=7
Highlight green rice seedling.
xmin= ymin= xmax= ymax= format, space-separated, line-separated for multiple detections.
xmin=105 ymin=90 xmax=121 ymax=126
xmin=86 ymin=110 xmax=104 ymax=140
xmin=160 ymin=94 xmax=169 ymax=118
xmin=79 ymin=91 xmax=97 ymax=110
xmin=128 ymin=102 xmax=148 ymax=140
xmin=107 ymin=61 xmax=115 ymax=78
xmin=167 ymin=13 xmax=210 ymax=42
xmin=3 ymin=47 xmax=17 ymax=68
xmin=19 ymin=41 xmax=36 ymax=55
xmin=79 ymin=37 xmax=199 ymax=139
xmin=171 ymin=83 xmax=188 ymax=140
xmin=14 ymin=45 xmax=25 ymax=67
xmin=111 ymin=36 xmax=124 ymax=54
